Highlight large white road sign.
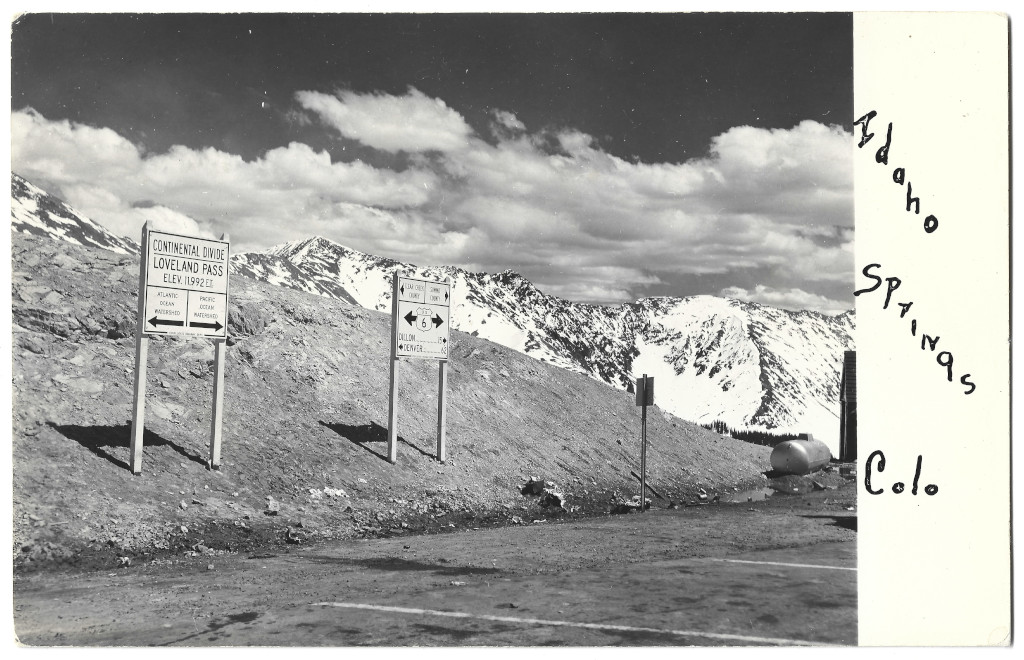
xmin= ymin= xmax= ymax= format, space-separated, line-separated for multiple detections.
xmin=142 ymin=229 xmax=230 ymax=338
xmin=394 ymin=275 xmax=450 ymax=360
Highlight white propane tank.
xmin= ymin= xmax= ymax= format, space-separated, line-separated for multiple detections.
xmin=770 ymin=437 xmax=832 ymax=475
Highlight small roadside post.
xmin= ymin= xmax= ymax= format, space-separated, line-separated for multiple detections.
xmin=387 ymin=272 xmax=452 ymax=463
xmin=635 ymin=374 xmax=654 ymax=511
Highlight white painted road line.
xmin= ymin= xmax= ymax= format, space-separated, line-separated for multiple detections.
xmin=314 ymin=601 xmax=841 ymax=646
xmin=708 ymin=558 xmax=857 ymax=571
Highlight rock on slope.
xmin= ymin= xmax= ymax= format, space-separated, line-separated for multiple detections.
xmin=11 ymin=232 xmax=771 ymax=567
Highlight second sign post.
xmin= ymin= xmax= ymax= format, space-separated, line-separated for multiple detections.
xmin=387 ymin=272 xmax=452 ymax=463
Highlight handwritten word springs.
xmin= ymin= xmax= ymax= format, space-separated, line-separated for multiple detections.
xmin=855 ymin=263 xmax=975 ymax=395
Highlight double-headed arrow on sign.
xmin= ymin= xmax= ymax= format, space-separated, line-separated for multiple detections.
xmin=403 ymin=311 xmax=444 ymax=328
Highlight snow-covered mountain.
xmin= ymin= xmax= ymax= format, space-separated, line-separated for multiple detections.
xmin=11 ymin=174 xmax=856 ymax=453
xmin=235 ymin=236 xmax=856 ymax=452
xmin=10 ymin=174 xmax=139 ymax=255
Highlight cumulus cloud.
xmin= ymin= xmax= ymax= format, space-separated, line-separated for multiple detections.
xmin=541 ymin=266 xmax=662 ymax=304
xmin=490 ymin=109 xmax=526 ymax=136
xmin=11 ymin=96 xmax=853 ymax=312
xmin=11 ymin=108 xmax=438 ymax=252
xmin=12 ymin=109 xmax=143 ymax=184
xmin=136 ymin=205 xmax=217 ymax=239
xmin=700 ymin=121 xmax=852 ymax=225
xmin=295 ymin=87 xmax=472 ymax=153
xmin=424 ymin=118 xmax=852 ymax=307
xmin=60 ymin=183 xmax=213 ymax=240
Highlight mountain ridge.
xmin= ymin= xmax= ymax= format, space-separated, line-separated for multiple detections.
xmin=10 ymin=172 xmax=855 ymax=452
xmin=11 ymin=173 xmax=139 ymax=255
xmin=230 ymin=233 xmax=855 ymax=451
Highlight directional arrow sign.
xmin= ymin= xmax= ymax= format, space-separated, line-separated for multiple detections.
xmin=142 ymin=230 xmax=229 ymax=338
xmin=149 ymin=316 xmax=184 ymax=328
xmin=394 ymin=274 xmax=451 ymax=360
xmin=190 ymin=320 xmax=224 ymax=331
xmin=387 ymin=272 xmax=454 ymax=466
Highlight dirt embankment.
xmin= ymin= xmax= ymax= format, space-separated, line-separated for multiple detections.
xmin=11 ymin=233 xmax=774 ymax=571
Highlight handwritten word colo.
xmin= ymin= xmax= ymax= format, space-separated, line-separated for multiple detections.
xmin=864 ymin=451 xmax=938 ymax=496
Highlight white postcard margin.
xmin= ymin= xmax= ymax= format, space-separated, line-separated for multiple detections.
xmin=854 ymin=12 xmax=1011 ymax=646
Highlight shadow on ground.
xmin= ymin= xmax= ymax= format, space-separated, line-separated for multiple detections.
xmin=48 ymin=422 xmax=207 ymax=472
xmin=319 ymin=421 xmax=436 ymax=461
xmin=305 ymin=554 xmax=502 ymax=576
xmin=801 ymin=514 xmax=857 ymax=532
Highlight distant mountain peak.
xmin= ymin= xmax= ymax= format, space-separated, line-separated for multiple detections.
xmin=263 ymin=235 xmax=337 ymax=258
xmin=11 ymin=173 xmax=139 ymax=256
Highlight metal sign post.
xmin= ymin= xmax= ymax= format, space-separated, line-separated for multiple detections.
xmin=387 ymin=273 xmax=401 ymax=463
xmin=207 ymin=233 xmax=229 ymax=470
xmin=129 ymin=222 xmax=152 ymax=474
xmin=437 ymin=360 xmax=448 ymax=462
xmin=130 ymin=223 xmax=231 ymax=474
xmin=635 ymin=374 xmax=654 ymax=511
xmin=387 ymin=272 xmax=452 ymax=463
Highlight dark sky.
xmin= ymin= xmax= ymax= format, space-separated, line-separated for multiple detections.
xmin=12 ymin=13 xmax=852 ymax=164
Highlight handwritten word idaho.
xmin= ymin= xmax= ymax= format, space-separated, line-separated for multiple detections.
xmin=854 ymin=110 xmax=939 ymax=234
xmin=855 ymin=263 xmax=976 ymax=395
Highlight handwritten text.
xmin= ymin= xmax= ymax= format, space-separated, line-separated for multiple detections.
xmin=854 ymin=110 xmax=940 ymax=234
xmin=855 ymin=263 xmax=976 ymax=395
xmin=865 ymin=450 xmax=939 ymax=496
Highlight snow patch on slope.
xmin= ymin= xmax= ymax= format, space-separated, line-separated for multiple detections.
xmin=11 ymin=174 xmax=138 ymax=255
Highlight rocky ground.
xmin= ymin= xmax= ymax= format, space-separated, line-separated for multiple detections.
xmin=11 ymin=232 xmax=801 ymax=573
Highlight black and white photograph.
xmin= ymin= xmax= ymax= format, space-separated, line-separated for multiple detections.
xmin=7 ymin=9 xmax=1010 ymax=648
